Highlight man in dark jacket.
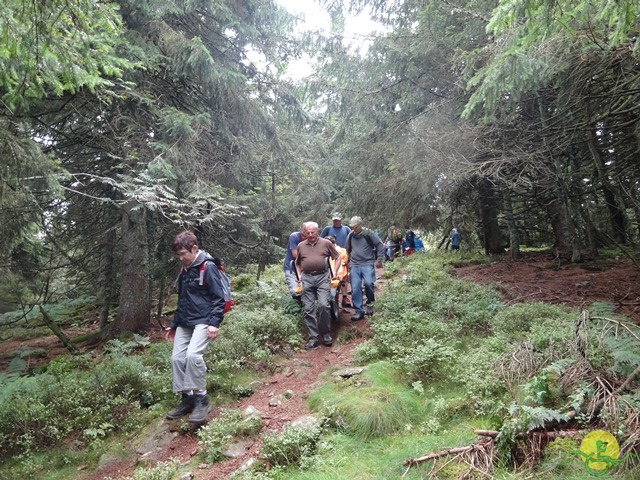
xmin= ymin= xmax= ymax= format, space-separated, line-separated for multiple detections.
xmin=347 ymin=216 xmax=385 ymax=321
xmin=164 ymin=230 xmax=225 ymax=425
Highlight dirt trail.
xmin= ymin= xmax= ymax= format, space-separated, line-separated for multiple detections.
xmin=5 ymin=252 xmax=638 ymax=479
xmin=80 ymin=270 xmax=388 ymax=480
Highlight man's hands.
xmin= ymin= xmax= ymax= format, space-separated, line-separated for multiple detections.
xmin=207 ymin=325 xmax=219 ymax=340
xmin=375 ymin=259 xmax=383 ymax=269
xmin=164 ymin=327 xmax=175 ymax=341
xmin=164 ymin=325 xmax=219 ymax=341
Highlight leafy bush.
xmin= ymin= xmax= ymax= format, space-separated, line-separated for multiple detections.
xmin=259 ymin=423 xmax=323 ymax=467
xmin=198 ymin=409 xmax=263 ymax=463
xmin=0 ymin=349 xmax=166 ymax=456
xmin=491 ymin=302 xmax=573 ymax=341
xmin=106 ymin=459 xmax=180 ymax=480
xmin=452 ymin=336 xmax=511 ymax=416
xmin=208 ymin=308 xmax=302 ymax=372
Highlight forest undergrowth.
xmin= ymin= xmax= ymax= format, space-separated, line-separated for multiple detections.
xmin=1 ymin=251 xmax=640 ymax=479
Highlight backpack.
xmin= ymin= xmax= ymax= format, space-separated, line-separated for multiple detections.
xmin=177 ymin=257 xmax=235 ymax=313
xmin=205 ymin=258 xmax=235 ymax=313
xmin=346 ymin=230 xmax=376 ymax=261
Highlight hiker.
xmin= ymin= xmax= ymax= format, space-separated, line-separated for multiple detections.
xmin=404 ymin=228 xmax=416 ymax=256
xmin=326 ymin=235 xmax=351 ymax=308
xmin=295 ymin=222 xmax=341 ymax=349
xmin=320 ymin=212 xmax=351 ymax=248
xmin=346 ymin=216 xmax=385 ymax=321
xmin=386 ymin=225 xmax=403 ymax=260
xmin=283 ymin=223 xmax=308 ymax=304
xmin=164 ymin=230 xmax=226 ymax=425
xmin=450 ymin=228 xmax=461 ymax=251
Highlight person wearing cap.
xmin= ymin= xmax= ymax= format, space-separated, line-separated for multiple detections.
xmin=345 ymin=216 xmax=385 ymax=321
xmin=320 ymin=212 xmax=351 ymax=248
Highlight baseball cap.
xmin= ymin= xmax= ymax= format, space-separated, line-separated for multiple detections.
xmin=349 ymin=216 xmax=362 ymax=228
xmin=331 ymin=212 xmax=342 ymax=220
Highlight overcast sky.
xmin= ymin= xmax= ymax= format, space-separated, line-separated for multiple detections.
xmin=274 ymin=0 xmax=384 ymax=78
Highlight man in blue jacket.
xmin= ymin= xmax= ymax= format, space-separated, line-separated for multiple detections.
xmin=320 ymin=212 xmax=351 ymax=248
xmin=450 ymin=228 xmax=461 ymax=251
xmin=165 ymin=230 xmax=226 ymax=425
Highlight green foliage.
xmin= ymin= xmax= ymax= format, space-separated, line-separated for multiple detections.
xmin=466 ymin=0 xmax=640 ymax=117
xmin=522 ymin=369 xmax=562 ymax=407
xmin=104 ymin=334 xmax=152 ymax=355
xmin=452 ymin=336 xmax=512 ymax=416
xmin=232 ymin=273 xmax=257 ymax=293
xmin=491 ymin=302 xmax=574 ymax=340
xmin=208 ymin=308 xmax=302 ymax=373
xmin=356 ymin=254 xmax=503 ymax=381
xmin=259 ymin=422 xmax=323 ymax=468
xmin=495 ymin=404 xmax=569 ymax=463
xmin=308 ymin=362 xmax=425 ymax=439
xmin=198 ymin=409 xmax=263 ymax=463
xmin=107 ymin=459 xmax=181 ymax=480
xmin=0 ymin=0 xmax=130 ymax=110
xmin=0 ymin=346 xmax=166 ymax=456
xmin=0 ymin=296 xmax=97 ymax=340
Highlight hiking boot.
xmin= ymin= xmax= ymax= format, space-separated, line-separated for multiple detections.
xmin=364 ymin=306 xmax=373 ymax=316
xmin=323 ymin=334 xmax=333 ymax=346
xmin=188 ymin=394 xmax=211 ymax=425
xmin=166 ymin=393 xmax=196 ymax=420
xmin=351 ymin=313 xmax=364 ymax=322
xmin=305 ymin=339 xmax=319 ymax=350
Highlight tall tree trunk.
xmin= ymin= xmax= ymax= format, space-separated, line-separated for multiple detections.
xmin=537 ymin=91 xmax=581 ymax=260
xmin=478 ymin=179 xmax=505 ymax=254
xmin=586 ymin=136 xmax=628 ymax=245
xmin=108 ymin=201 xmax=151 ymax=337
xmin=504 ymin=190 xmax=521 ymax=259
xmin=546 ymin=198 xmax=568 ymax=252
xmin=98 ymin=230 xmax=116 ymax=330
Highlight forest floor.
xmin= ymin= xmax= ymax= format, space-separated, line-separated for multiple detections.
xmin=2 ymin=251 xmax=640 ymax=479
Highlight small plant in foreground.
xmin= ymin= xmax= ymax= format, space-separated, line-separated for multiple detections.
xmin=105 ymin=458 xmax=180 ymax=480
xmin=198 ymin=409 xmax=264 ymax=463
xmin=259 ymin=422 xmax=323 ymax=468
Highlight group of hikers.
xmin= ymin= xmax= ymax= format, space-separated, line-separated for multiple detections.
xmin=384 ymin=225 xmax=425 ymax=258
xmin=162 ymin=221 xmax=461 ymax=426
xmin=284 ymin=213 xmax=385 ymax=350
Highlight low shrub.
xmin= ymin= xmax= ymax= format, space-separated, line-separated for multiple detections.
xmin=208 ymin=308 xmax=302 ymax=372
xmin=198 ymin=409 xmax=263 ymax=463
xmin=0 ymin=348 xmax=165 ymax=456
xmin=259 ymin=422 xmax=323 ymax=468
xmin=106 ymin=458 xmax=181 ymax=480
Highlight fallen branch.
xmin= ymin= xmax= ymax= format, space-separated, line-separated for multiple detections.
xmin=404 ymin=436 xmax=493 ymax=467
xmin=474 ymin=428 xmax=585 ymax=439
xmin=39 ymin=305 xmax=80 ymax=354
xmin=404 ymin=429 xmax=587 ymax=472
xmin=405 ymin=444 xmax=478 ymax=465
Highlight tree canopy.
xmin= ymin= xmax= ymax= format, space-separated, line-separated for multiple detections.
xmin=1 ymin=0 xmax=639 ymax=331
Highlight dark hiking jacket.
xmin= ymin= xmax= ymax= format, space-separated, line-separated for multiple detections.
xmin=169 ymin=251 xmax=225 ymax=329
